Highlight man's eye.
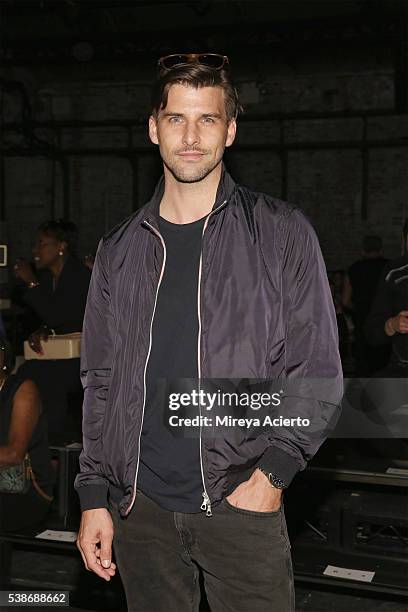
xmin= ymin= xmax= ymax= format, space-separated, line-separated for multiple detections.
xmin=169 ymin=116 xmax=183 ymax=124
xmin=202 ymin=117 xmax=215 ymax=124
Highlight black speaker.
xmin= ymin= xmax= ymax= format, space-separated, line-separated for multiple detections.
xmin=50 ymin=443 xmax=82 ymax=529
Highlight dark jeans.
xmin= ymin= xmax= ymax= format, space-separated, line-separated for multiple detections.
xmin=110 ymin=490 xmax=295 ymax=612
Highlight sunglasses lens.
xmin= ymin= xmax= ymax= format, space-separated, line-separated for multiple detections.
xmin=199 ymin=54 xmax=225 ymax=68
xmin=161 ymin=54 xmax=189 ymax=70
xmin=159 ymin=53 xmax=228 ymax=72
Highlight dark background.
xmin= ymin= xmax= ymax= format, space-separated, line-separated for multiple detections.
xmin=1 ymin=4 xmax=408 ymax=608
xmin=0 ymin=0 xmax=407 ymax=268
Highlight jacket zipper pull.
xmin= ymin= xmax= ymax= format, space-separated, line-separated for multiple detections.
xmin=201 ymin=491 xmax=212 ymax=517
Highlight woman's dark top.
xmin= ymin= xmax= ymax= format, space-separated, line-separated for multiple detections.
xmin=0 ymin=373 xmax=54 ymax=498
xmin=23 ymin=255 xmax=91 ymax=334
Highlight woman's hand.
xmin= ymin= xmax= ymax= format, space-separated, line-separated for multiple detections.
xmin=13 ymin=259 xmax=38 ymax=285
xmin=28 ymin=327 xmax=49 ymax=355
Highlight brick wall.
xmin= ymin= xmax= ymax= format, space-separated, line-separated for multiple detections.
xmin=3 ymin=56 xmax=406 ymax=271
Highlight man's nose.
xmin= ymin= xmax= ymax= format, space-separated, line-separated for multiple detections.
xmin=182 ymin=121 xmax=200 ymax=147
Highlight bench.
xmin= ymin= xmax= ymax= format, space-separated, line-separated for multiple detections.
xmin=0 ymin=443 xmax=126 ymax=609
xmin=1 ymin=443 xmax=81 ymax=584
xmin=0 ymin=517 xmax=77 ymax=589
xmin=0 ymin=520 xmax=126 ymax=610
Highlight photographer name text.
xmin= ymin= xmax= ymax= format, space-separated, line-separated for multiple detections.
xmin=168 ymin=415 xmax=311 ymax=428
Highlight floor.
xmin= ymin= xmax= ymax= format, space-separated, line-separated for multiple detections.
xmin=4 ymin=548 xmax=406 ymax=612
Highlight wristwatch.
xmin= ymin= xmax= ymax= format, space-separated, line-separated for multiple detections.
xmin=258 ymin=468 xmax=286 ymax=489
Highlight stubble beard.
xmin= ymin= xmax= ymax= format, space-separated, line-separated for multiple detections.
xmin=162 ymin=150 xmax=224 ymax=184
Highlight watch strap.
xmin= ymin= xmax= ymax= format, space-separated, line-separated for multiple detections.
xmin=258 ymin=468 xmax=286 ymax=489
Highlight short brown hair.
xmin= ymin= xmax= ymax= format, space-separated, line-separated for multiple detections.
xmin=151 ymin=64 xmax=242 ymax=122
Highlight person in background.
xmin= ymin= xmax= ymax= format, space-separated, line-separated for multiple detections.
xmin=13 ymin=219 xmax=91 ymax=444
xmin=0 ymin=336 xmax=54 ymax=532
xmin=365 ymin=221 xmax=408 ymax=376
xmin=343 ymin=235 xmax=390 ymax=376
xmin=362 ymin=221 xmax=408 ymax=462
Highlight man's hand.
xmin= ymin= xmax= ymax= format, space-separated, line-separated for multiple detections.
xmin=77 ymin=508 xmax=117 ymax=581
xmin=385 ymin=311 xmax=408 ymax=336
xmin=226 ymin=468 xmax=282 ymax=512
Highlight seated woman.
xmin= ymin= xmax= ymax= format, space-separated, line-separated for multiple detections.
xmin=0 ymin=337 xmax=54 ymax=533
xmin=13 ymin=219 xmax=91 ymax=443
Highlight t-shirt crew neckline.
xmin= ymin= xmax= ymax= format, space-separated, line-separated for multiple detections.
xmin=159 ymin=214 xmax=208 ymax=232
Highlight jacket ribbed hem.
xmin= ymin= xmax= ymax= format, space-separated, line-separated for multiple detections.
xmin=77 ymin=484 xmax=109 ymax=511
xmin=256 ymin=446 xmax=301 ymax=487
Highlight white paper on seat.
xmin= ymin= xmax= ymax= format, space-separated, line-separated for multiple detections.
xmin=35 ymin=530 xmax=77 ymax=542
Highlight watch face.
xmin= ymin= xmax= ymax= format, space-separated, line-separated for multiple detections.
xmin=271 ymin=475 xmax=285 ymax=489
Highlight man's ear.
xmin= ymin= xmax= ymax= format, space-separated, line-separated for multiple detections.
xmin=149 ymin=115 xmax=159 ymax=145
xmin=225 ymin=118 xmax=237 ymax=148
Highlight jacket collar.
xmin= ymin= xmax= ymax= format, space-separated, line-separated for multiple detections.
xmin=142 ymin=161 xmax=236 ymax=229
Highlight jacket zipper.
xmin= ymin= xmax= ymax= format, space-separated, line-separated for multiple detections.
xmin=198 ymin=199 xmax=228 ymax=518
xmin=126 ymin=198 xmax=227 ymax=517
xmin=125 ymin=220 xmax=167 ymax=516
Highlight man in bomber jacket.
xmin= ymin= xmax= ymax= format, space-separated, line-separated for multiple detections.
xmin=75 ymin=54 xmax=343 ymax=612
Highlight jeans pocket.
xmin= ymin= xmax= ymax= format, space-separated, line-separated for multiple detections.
xmin=223 ymin=497 xmax=282 ymax=518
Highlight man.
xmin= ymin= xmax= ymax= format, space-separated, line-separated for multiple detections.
xmin=361 ymin=220 xmax=408 ymax=462
xmin=365 ymin=220 xmax=408 ymax=374
xmin=75 ymin=53 xmax=343 ymax=612
xmin=342 ymin=235 xmax=389 ymax=375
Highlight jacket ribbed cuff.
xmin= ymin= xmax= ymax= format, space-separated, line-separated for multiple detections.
xmin=76 ymin=484 xmax=109 ymax=512
xmin=255 ymin=446 xmax=301 ymax=488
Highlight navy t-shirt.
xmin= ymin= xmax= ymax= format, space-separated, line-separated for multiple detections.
xmin=137 ymin=214 xmax=206 ymax=512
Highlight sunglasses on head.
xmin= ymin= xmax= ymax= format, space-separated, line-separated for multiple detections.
xmin=157 ymin=53 xmax=229 ymax=73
